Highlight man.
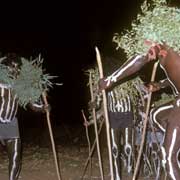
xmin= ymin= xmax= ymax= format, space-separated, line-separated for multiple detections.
xmin=99 ymin=43 xmax=180 ymax=179
xmin=0 ymin=53 xmax=48 ymax=180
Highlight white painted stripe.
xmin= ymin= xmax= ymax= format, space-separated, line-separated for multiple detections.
xmin=160 ymin=64 xmax=179 ymax=95
xmin=5 ymin=89 xmax=11 ymax=119
xmin=10 ymin=139 xmax=18 ymax=180
xmin=0 ymin=83 xmax=11 ymax=89
xmin=108 ymin=92 xmax=113 ymax=112
xmin=120 ymin=99 xmax=124 ymax=112
xmin=161 ymin=146 xmax=167 ymax=169
xmin=32 ymin=103 xmax=43 ymax=108
xmin=0 ymin=88 xmax=5 ymax=120
xmin=127 ymin=95 xmax=131 ymax=111
xmin=123 ymin=98 xmax=128 ymax=112
xmin=8 ymin=95 xmax=17 ymax=121
xmin=111 ymin=129 xmax=121 ymax=180
xmin=105 ymin=55 xmax=143 ymax=86
xmin=168 ymin=129 xmax=177 ymax=180
xmin=111 ymin=91 xmax=116 ymax=112
xmin=177 ymin=148 xmax=180 ymax=169
xmin=150 ymin=105 xmax=173 ymax=132
xmin=115 ymin=100 xmax=122 ymax=112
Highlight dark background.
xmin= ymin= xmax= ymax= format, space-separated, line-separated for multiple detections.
xmin=0 ymin=0 xmax=179 ymax=131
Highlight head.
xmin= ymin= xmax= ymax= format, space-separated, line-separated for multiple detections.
xmin=1 ymin=53 xmax=22 ymax=78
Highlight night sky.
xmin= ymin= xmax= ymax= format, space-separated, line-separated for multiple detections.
xmin=0 ymin=0 xmax=179 ymax=129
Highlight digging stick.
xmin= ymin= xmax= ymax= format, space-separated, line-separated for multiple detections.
xmin=42 ymin=92 xmax=62 ymax=180
xmin=89 ymin=72 xmax=104 ymax=180
xmin=95 ymin=47 xmax=114 ymax=180
xmin=132 ymin=61 xmax=159 ymax=180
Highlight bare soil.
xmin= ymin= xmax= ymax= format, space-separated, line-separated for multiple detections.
xmin=0 ymin=126 xmax=155 ymax=180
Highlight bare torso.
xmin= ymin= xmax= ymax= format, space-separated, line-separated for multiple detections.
xmin=159 ymin=47 xmax=180 ymax=95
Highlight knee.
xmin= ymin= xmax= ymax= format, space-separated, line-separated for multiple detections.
xmin=161 ymin=146 xmax=167 ymax=169
xmin=112 ymin=146 xmax=119 ymax=158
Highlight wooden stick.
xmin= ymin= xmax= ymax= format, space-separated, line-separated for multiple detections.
xmin=42 ymin=92 xmax=62 ymax=180
xmin=95 ymin=47 xmax=114 ymax=180
xmin=81 ymin=118 xmax=105 ymax=179
xmin=89 ymin=72 xmax=104 ymax=180
xmin=81 ymin=110 xmax=92 ymax=179
xmin=132 ymin=61 xmax=159 ymax=180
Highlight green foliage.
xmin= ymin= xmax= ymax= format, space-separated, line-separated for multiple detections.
xmin=13 ymin=57 xmax=55 ymax=108
xmin=153 ymin=93 xmax=174 ymax=107
xmin=113 ymin=0 xmax=180 ymax=58
xmin=0 ymin=64 xmax=14 ymax=85
xmin=0 ymin=55 xmax=55 ymax=108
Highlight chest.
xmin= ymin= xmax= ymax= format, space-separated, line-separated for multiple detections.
xmin=159 ymin=50 xmax=180 ymax=80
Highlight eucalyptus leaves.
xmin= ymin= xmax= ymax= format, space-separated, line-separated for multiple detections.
xmin=113 ymin=0 xmax=180 ymax=58
xmin=0 ymin=56 xmax=55 ymax=108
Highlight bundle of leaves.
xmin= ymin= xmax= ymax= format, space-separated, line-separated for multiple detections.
xmin=12 ymin=57 xmax=55 ymax=108
xmin=153 ymin=93 xmax=174 ymax=107
xmin=113 ymin=0 xmax=180 ymax=58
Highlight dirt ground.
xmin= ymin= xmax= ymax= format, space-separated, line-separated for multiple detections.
xmin=0 ymin=126 xmax=155 ymax=180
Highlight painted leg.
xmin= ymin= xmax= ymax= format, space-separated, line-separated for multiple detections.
xmin=110 ymin=128 xmax=121 ymax=180
xmin=123 ymin=128 xmax=133 ymax=174
xmin=163 ymin=125 xmax=180 ymax=180
xmin=5 ymin=138 xmax=21 ymax=180
xmin=150 ymin=102 xmax=174 ymax=179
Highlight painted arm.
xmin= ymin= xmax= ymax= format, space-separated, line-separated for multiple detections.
xmin=99 ymin=54 xmax=150 ymax=90
xmin=28 ymin=99 xmax=51 ymax=113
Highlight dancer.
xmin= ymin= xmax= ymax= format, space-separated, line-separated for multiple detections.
xmin=99 ymin=43 xmax=180 ymax=179
xmin=0 ymin=53 xmax=48 ymax=180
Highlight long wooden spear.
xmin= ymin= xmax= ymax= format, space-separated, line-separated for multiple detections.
xmin=42 ymin=92 xmax=62 ymax=180
xmin=89 ymin=71 xmax=104 ymax=180
xmin=132 ymin=61 xmax=159 ymax=180
xmin=95 ymin=47 xmax=114 ymax=180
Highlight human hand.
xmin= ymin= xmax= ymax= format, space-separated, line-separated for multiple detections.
xmin=145 ymin=82 xmax=161 ymax=92
xmin=43 ymin=104 xmax=51 ymax=113
xmin=98 ymin=78 xmax=108 ymax=91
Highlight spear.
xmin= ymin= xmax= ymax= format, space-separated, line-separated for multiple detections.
xmin=42 ymin=92 xmax=62 ymax=180
xmin=132 ymin=61 xmax=159 ymax=180
xmin=95 ymin=47 xmax=114 ymax=180
xmin=89 ymin=71 xmax=104 ymax=180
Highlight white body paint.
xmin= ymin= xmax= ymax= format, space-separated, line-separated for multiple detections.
xmin=0 ymin=87 xmax=18 ymax=123
xmin=167 ymin=129 xmax=177 ymax=180
xmin=159 ymin=64 xmax=179 ymax=96
xmin=124 ymin=128 xmax=132 ymax=173
xmin=111 ymin=129 xmax=121 ymax=180
xmin=10 ymin=138 xmax=18 ymax=180
xmin=105 ymin=55 xmax=143 ymax=86
xmin=150 ymin=105 xmax=174 ymax=132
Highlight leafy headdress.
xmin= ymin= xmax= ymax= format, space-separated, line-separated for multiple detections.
xmin=0 ymin=55 xmax=55 ymax=108
xmin=112 ymin=0 xmax=177 ymax=104
xmin=113 ymin=0 xmax=180 ymax=58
